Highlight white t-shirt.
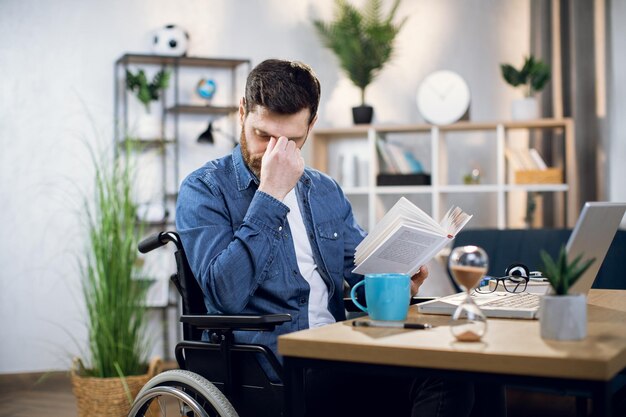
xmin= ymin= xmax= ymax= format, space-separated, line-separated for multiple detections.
xmin=283 ymin=188 xmax=336 ymax=328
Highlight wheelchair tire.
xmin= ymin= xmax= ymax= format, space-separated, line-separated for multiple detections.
xmin=128 ymin=369 xmax=239 ymax=417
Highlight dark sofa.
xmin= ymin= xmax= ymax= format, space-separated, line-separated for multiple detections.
xmin=451 ymin=229 xmax=626 ymax=290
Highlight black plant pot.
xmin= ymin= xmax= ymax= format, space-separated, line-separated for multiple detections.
xmin=352 ymin=105 xmax=374 ymax=124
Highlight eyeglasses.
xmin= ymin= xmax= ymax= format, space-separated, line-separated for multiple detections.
xmin=475 ymin=275 xmax=529 ymax=294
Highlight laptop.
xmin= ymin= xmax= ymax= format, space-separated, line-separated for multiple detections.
xmin=417 ymin=202 xmax=626 ymax=319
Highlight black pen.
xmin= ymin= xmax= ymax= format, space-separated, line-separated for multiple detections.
xmin=352 ymin=320 xmax=434 ymax=330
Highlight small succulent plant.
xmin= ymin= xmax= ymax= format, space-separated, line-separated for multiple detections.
xmin=540 ymin=245 xmax=595 ymax=296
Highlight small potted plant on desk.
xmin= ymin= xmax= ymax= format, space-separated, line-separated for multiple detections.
xmin=539 ymin=246 xmax=595 ymax=340
xmin=313 ymin=0 xmax=407 ymax=124
xmin=500 ymin=55 xmax=550 ymax=120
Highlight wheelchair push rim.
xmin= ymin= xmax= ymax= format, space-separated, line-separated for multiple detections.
xmin=128 ymin=369 xmax=239 ymax=417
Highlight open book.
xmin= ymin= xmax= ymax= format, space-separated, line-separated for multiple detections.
xmin=353 ymin=197 xmax=472 ymax=276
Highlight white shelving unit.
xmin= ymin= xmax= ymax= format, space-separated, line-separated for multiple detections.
xmin=310 ymin=119 xmax=577 ymax=231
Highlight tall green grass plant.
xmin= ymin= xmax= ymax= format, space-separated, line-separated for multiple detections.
xmin=81 ymin=143 xmax=149 ymax=378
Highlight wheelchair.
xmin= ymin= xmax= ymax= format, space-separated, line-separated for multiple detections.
xmin=128 ymin=231 xmax=291 ymax=417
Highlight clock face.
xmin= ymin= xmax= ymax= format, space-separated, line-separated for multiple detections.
xmin=416 ymin=70 xmax=471 ymax=125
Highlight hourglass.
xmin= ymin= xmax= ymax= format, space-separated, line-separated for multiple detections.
xmin=448 ymin=245 xmax=488 ymax=342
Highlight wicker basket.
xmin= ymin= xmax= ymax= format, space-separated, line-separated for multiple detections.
xmin=514 ymin=167 xmax=563 ymax=184
xmin=71 ymin=357 xmax=161 ymax=417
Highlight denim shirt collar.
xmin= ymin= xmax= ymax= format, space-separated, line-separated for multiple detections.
xmin=232 ymin=144 xmax=312 ymax=192
xmin=232 ymin=145 xmax=257 ymax=191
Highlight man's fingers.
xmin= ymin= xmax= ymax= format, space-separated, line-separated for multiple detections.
xmin=419 ymin=265 xmax=429 ymax=278
xmin=274 ymin=136 xmax=289 ymax=151
xmin=265 ymin=137 xmax=277 ymax=155
xmin=411 ymin=266 xmax=429 ymax=284
xmin=285 ymin=138 xmax=297 ymax=152
xmin=410 ymin=266 xmax=429 ymax=296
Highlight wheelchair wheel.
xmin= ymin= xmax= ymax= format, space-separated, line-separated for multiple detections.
xmin=128 ymin=369 xmax=239 ymax=417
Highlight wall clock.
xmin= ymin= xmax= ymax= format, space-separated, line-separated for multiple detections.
xmin=416 ymin=70 xmax=471 ymax=125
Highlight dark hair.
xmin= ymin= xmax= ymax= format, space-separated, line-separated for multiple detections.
xmin=244 ymin=59 xmax=321 ymax=124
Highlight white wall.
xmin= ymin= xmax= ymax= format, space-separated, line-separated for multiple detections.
xmin=0 ymin=0 xmax=530 ymax=374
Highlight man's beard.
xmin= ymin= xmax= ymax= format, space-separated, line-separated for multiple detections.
xmin=240 ymin=128 xmax=263 ymax=177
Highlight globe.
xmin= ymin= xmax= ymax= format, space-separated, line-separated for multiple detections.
xmin=196 ymin=79 xmax=217 ymax=101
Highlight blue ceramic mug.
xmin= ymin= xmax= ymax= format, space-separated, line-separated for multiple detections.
xmin=350 ymin=273 xmax=411 ymax=321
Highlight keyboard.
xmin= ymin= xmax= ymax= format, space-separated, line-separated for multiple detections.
xmin=483 ymin=293 xmax=540 ymax=309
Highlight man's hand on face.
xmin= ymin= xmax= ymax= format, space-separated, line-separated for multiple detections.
xmin=258 ymin=136 xmax=305 ymax=201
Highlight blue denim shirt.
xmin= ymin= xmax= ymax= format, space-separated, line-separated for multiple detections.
xmin=175 ymin=145 xmax=366 ymax=365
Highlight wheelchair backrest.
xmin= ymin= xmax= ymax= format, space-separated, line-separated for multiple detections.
xmin=139 ymin=231 xmax=292 ymax=417
xmin=172 ymin=241 xmax=207 ymax=341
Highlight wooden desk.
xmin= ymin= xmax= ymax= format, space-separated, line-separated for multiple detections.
xmin=278 ymin=289 xmax=626 ymax=417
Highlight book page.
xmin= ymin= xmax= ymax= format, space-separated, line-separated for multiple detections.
xmin=353 ymin=197 xmax=473 ymax=276
xmin=353 ymin=224 xmax=450 ymax=276
xmin=355 ymin=213 xmax=443 ymax=264
xmin=439 ymin=206 xmax=473 ymax=236
xmin=359 ymin=197 xmax=441 ymax=244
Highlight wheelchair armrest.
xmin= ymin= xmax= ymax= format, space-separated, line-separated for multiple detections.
xmin=180 ymin=314 xmax=292 ymax=331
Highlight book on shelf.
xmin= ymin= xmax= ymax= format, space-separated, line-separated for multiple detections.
xmin=338 ymin=153 xmax=361 ymax=188
xmin=352 ymin=197 xmax=473 ymax=276
xmin=528 ymin=148 xmax=548 ymax=170
xmin=376 ymin=137 xmax=397 ymax=174
xmin=403 ymin=152 xmax=425 ymax=173
xmin=505 ymin=147 xmax=548 ymax=171
xmin=376 ymin=137 xmax=426 ymax=175
xmin=384 ymin=142 xmax=414 ymax=173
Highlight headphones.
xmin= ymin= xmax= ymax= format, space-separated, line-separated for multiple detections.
xmin=504 ymin=263 xmax=547 ymax=279
xmin=505 ymin=263 xmax=530 ymax=279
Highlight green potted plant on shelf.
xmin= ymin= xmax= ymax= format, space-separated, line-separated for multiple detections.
xmin=500 ymin=55 xmax=550 ymax=120
xmin=125 ymin=69 xmax=170 ymax=138
xmin=313 ymin=0 xmax=407 ymax=124
xmin=71 ymin=142 xmax=160 ymax=417
xmin=126 ymin=69 xmax=170 ymax=113
xmin=538 ymin=246 xmax=595 ymax=340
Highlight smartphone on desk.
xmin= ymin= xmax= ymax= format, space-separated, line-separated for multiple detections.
xmin=529 ymin=271 xmax=548 ymax=282
xmin=410 ymin=296 xmax=437 ymax=305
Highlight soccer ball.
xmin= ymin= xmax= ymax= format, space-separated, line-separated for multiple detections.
xmin=152 ymin=24 xmax=189 ymax=56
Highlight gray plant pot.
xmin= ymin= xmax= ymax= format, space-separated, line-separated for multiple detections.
xmin=539 ymin=294 xmax=587 ymax=340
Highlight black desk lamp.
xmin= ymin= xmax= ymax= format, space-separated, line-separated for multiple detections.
xmin=197 ymin=122 xmax=215 ymax=143
xmin=197 ymin=121 xmax=237 ymax=147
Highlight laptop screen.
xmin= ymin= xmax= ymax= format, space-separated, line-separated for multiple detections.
xmin=566 ymin=202 xmax=626 ymax=295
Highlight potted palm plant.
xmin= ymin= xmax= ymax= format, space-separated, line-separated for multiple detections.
xmin=539 ymin=246 xmax=595 ymax=340
xmin=500 ymin=55 xmax=550 ymax=120
xmin=313 ymin=0 xmax=407 ymax=124
xmin=71 ymin=142 xmax=159 ymax=417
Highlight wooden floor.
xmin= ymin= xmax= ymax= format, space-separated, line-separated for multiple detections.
xmin=0 ymin=373 xmax=77 ymax=417
xmin=0 ymin=371 xmax=624 ymax=417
